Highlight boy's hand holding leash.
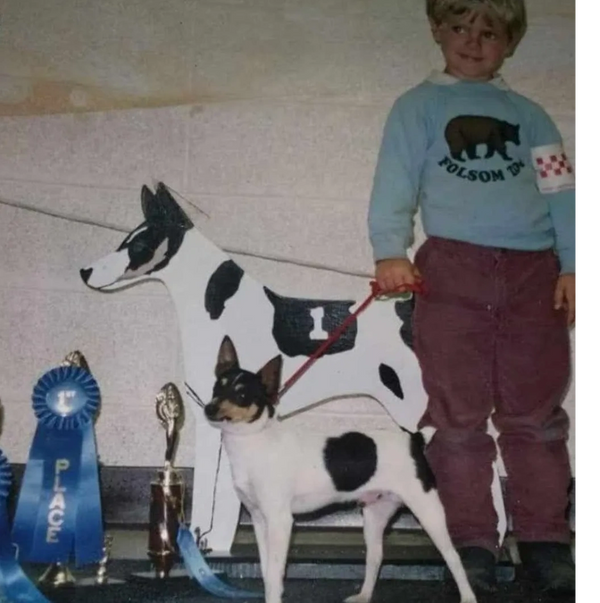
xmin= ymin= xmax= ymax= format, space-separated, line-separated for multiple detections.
xmin=375 ymin=257 xmax=423 ymax=294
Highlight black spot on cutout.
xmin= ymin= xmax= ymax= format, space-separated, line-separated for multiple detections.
xmin=378 ymin=364 xmax=404 ymax=400
xmin=205 ymin=260 xmax=244 ymax=319
xmin=410 ymin=432 xmax=436 ymax=492
xmin=264 ymin=287 xmax=357 ymax=357
xmin=323 ymin=432 xmax=377 ymax=492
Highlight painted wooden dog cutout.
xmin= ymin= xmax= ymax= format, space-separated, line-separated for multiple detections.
xmin=205 ymin=336 xmax=476 ymax=603
xmin=80 ymin=182 xmax=504 ymax=554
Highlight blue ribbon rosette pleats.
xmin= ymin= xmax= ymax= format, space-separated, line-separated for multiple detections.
xmin=0 ymin=449 xmax=52 ymax=602
xmin=11 ymin=365 xmax=103 ymax=566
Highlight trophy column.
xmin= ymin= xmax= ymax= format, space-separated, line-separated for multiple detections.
xmin=148 ymin=383 xmax=185 ymax=579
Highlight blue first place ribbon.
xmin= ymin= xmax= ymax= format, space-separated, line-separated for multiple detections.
xmin=0 ymin=449 xmax=52 ymax=603
xmin=11 ymin=365 xmax=104 ymax=567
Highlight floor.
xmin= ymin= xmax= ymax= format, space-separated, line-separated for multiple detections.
xmin=24 ymin=559 xmax=575 ymax=603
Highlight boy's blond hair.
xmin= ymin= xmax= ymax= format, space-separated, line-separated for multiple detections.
xmin=426 ymin=0 xmax=527 ymax=53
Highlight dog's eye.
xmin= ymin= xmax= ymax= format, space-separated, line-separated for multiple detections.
xmin=127 ymin=240 xmax=155 ymax=269
xmin=131 ymin=240 xmax=151 ymax=255
xmin=237 ymin=391 xmax=256 ymax=407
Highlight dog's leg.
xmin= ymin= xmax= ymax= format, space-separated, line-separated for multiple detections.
xmin=264 ymin=512 xmax=293 ymax=603
xmin=405 ymin=490 xmax=477 ymax=603
xmin=250 ymin=509 xmax=268 ymax=583
xmin=345 ymin=498 xmax=399 ymax=603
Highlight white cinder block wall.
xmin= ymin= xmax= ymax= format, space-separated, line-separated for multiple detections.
xmin=0 ymin=0 xmax=574 ymax=472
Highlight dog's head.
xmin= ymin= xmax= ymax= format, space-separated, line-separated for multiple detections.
xmin=80 ymin=182 xmax=193 ymax=290
xmin=204 ymin=336 xmax=282 ymax=429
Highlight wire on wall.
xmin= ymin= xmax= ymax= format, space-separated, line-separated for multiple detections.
xmin=0 ymin=194 xmax=374 ymax=280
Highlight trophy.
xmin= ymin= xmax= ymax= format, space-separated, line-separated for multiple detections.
xmin=134 ymin=386 xmax=259 ymax=598
xmin=148 ymin=383 xmax=185 ymax=579
xmin=76 ymin=533 xmax=121 ymax=587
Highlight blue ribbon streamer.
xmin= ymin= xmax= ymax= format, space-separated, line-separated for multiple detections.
xmin=0 ymin=450 xmax=52 ymax=603
xmin=11 ymin=366 xmax=103 ymax=566
xmin=177 ymin=525 xmax=263 ymax=599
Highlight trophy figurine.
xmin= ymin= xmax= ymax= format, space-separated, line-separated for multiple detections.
xmin=63 ymin=350 xmax=90 ymax=371
xmin=148 ymin=383 xmax=185 ymax=579
xmin=95 ymin=534 xmax=113 ymax=585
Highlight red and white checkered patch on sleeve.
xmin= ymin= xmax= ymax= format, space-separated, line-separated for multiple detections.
xmin=531 ymin=143 xmax=575 ymax=194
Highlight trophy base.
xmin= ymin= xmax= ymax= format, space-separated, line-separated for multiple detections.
xmin=38 ymin=575 xmax=205 ymax=603
xmin=37 ymin=563 xmax=76 ymax=588
xmin=130 ymin=568 xmax=226 ymax=581
xmin=77 ymin=576 xmax=126 ymax=586
xmin=130 ymin=568 xmax=184 ymax=580
xmin=147 ymin=550 xmax=178 ymax=580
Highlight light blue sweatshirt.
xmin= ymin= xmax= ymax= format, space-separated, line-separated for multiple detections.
xmin=368 ymin=71 xmax=575 ymax=273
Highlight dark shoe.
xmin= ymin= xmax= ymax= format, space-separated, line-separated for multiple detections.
xmin=456 ymin=546 xmax=498 ymax=593
xmin=518 ymin=541 xmax=575 ymax=593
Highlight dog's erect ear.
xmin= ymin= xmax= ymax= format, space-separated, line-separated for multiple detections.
xmin=216 ymin=336 xmax=239 ymax=377
xmin=155 ymin=182 xmax=194 ymax=230
xmin=140 ymin=182 xmax=192 ymax=230
xmin=141 ymin=185 xmax=155 ymax=219
xmin=257 ymin=355 xmax=282 ymax=405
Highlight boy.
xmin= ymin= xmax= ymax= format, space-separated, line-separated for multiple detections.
xmin=368 ymin=0 xmax=575 ymax=594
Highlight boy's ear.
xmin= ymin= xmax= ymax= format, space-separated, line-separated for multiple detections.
xmin=504 ymin=38 xmax=517 ymax=58
xmin=257 ymin=355 xmax=282 ymax=406
xmin=216 ymin=336 xmax=239 ymax=377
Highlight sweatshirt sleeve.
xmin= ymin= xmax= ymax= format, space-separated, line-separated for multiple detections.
xmin=368 ymin=88 xmax=432 ymax=262
xmin=527 ymin=102 xmax=575 ymax=273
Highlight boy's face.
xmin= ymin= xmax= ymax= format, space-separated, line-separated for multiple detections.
xmin=430 ymin=10 xmax=512 ymax=81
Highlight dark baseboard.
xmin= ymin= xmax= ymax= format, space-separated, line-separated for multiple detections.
xmin=7 ymin=464 xmax=575 ymax=533
xmin=8 ymin=464 xmax=195 ymax=527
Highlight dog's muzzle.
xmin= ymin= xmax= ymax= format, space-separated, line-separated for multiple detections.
xmin=204 ymin=402 xmax=222 ymax=421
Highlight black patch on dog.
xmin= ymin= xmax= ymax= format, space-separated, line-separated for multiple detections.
xmin=208 ymin=367 xmax=274 ymax=421
xmin=264 ymin=287 xmax=357 ymax=357
xmin=205 ymin=260 xmax=245 ymax=319
xmin=324 ymin=432 xmax=377 ymax=492
xmin=378 ymin=364 xmax=404 ymax=400
xmin=118 ymin=182 xmax=193 ymax=276
xmin=410 ymin=432 xmax=436 ymax=492
xmin=118 ymin=225 xmax=167 ymax=272
xmin=394 ymin=297 xmax=415 ymax=351
xmin=117 ymin=222 xmax=186 ymax=274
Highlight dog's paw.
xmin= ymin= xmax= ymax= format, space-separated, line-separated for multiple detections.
xmin=344 ymin=594 xmax=370 ymax=603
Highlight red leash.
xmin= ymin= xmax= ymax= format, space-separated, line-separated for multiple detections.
xmin=278 ymin=280 xmax=424 ymax=398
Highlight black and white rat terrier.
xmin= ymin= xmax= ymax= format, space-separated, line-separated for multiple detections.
xmin=204 ymin=336 xmax=476 ymax=603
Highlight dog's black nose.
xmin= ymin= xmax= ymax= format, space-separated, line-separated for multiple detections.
xmin=80 ymin=268 xmax=92 ymax=284
xmin=204 ymin=403 xmax=219 ymax=420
